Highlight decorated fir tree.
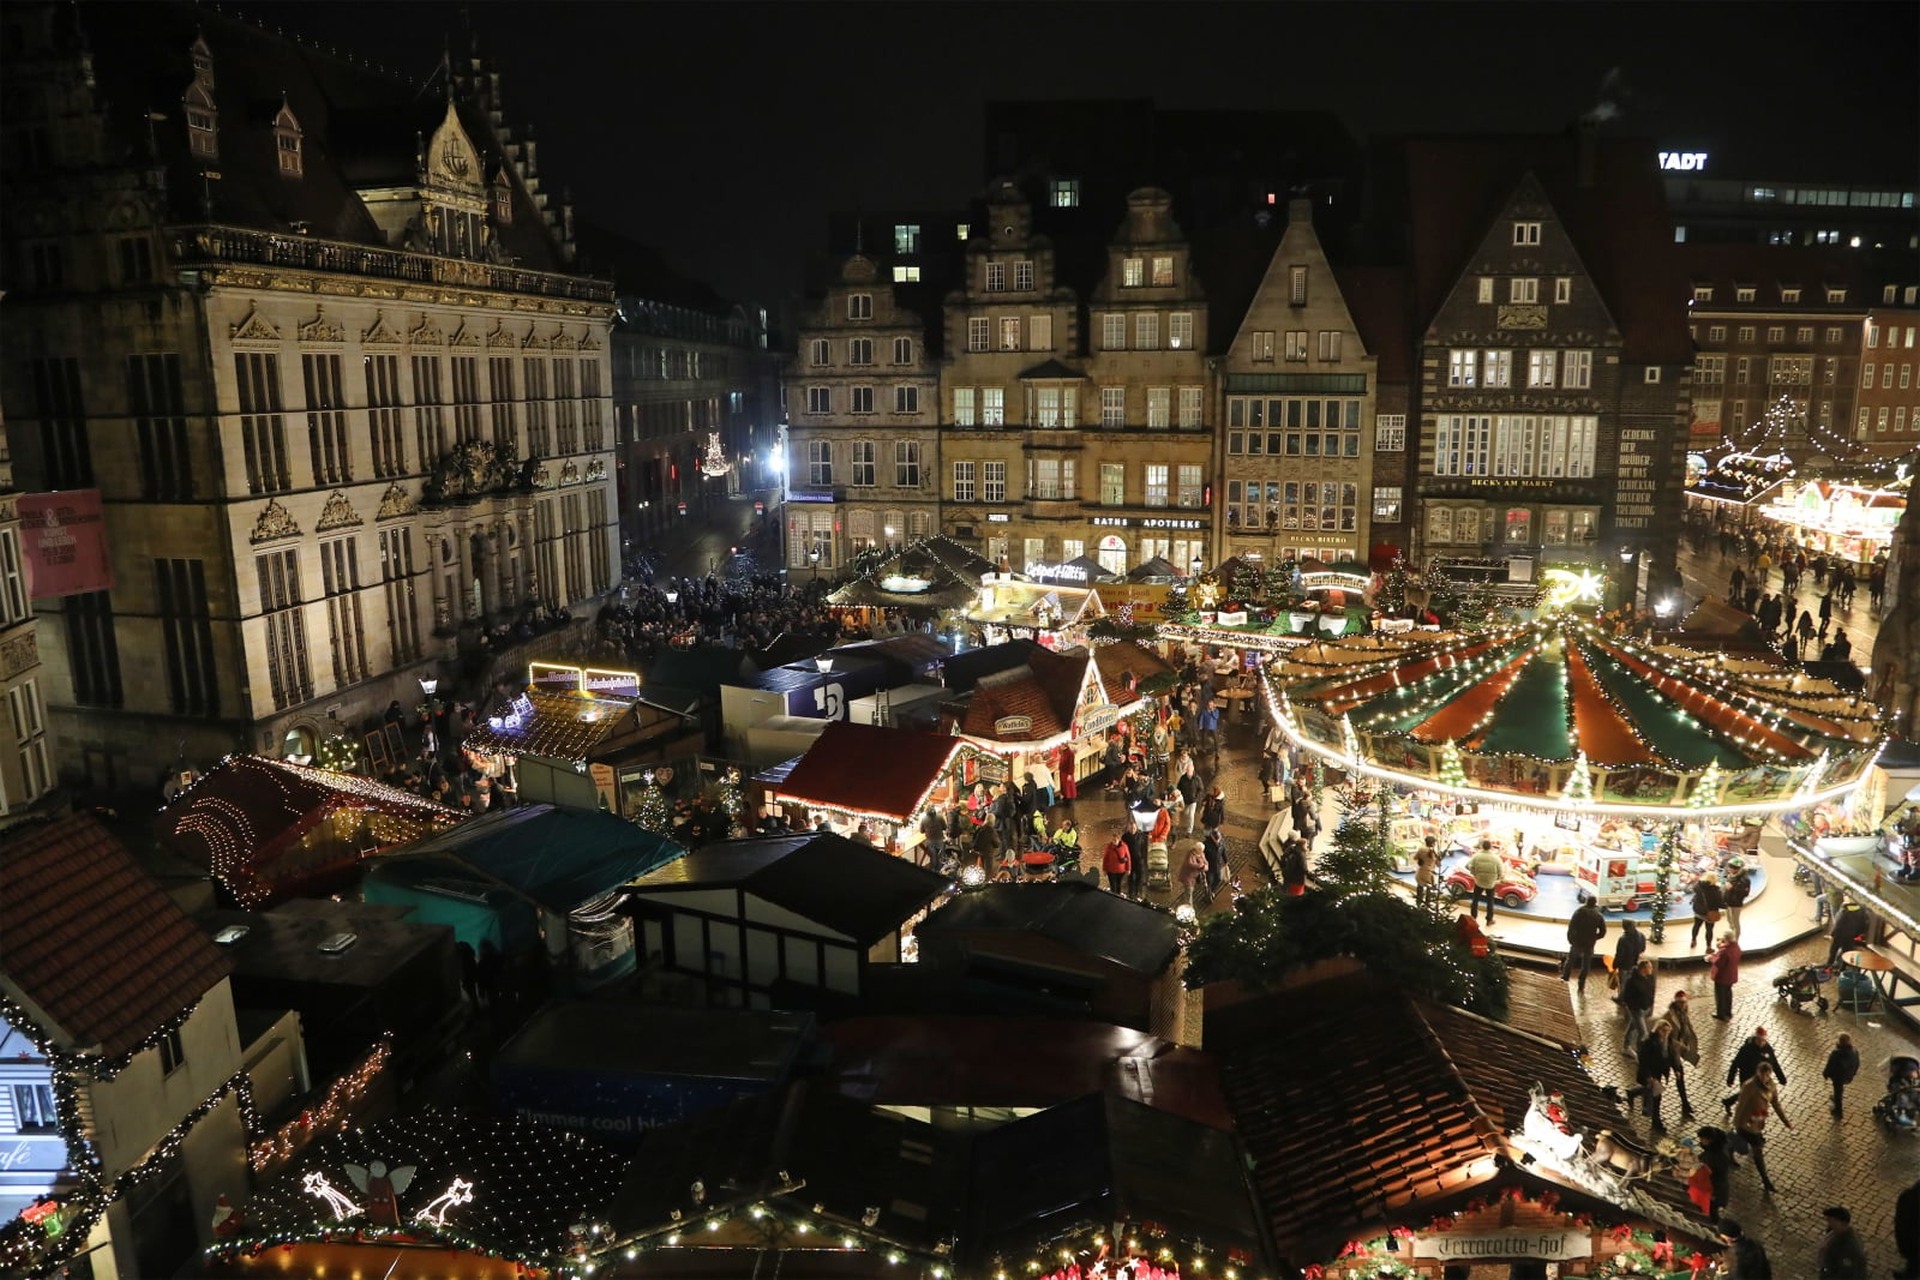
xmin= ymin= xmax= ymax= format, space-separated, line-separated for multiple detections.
xmin=1560 ymin=750 xmax=1594 ymax=805
xmin=1688 ymin=760 xmax=1723 ymax=810
xmin=1229 ymin=560 xmax=1262 ymax=610
xmin=633 ymin=779 xmax=672 ymax=836
xmin=1649 ymin=823 xmax=1681 ymax=943
xmin=1377 ymin=558 xmax=1411 ymax=616
xmin=1438 ymin=740 xmax=1468 ymax=790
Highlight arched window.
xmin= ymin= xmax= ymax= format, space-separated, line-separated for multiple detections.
xmin=272 ymin=99 xmax=302 ymax=178
xmin=184 ymin=35 xmax=218 ymax=161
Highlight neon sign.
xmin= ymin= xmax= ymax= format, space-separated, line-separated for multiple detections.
xmin=1659 ymin=151 xmax=1708 ymax=172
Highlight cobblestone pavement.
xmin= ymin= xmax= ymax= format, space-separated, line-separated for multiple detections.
xmin=1099 ymin=700 xmax=1920 ymax=1279
xmin=1673 ymin=530 xmax=1885 ymax=669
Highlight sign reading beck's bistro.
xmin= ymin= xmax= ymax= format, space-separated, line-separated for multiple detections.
xmin=1411 ymin=1228 xmax=1592 ymax=1261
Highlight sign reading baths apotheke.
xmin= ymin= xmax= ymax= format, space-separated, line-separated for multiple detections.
xmin=1411 ymin=1229 xmax=1592 ymax=1261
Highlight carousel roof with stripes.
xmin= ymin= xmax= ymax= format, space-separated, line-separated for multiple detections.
xmin=1267 ymin=617 xmax=1885 ymax=815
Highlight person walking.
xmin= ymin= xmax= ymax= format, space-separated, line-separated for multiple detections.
xmin=1689 ymin=1126 xmax=1732 ymax=1223
xmin=1723 ymin=860 xmax=1752 ymax=942
xmin=1822 ymin=1033 xmax=1861 ymax=1119
xmin=1202 ymin=826 xmax=1227 ymax=898
xmin=1722 ymin=1026 xmax=1787 ymax=1113
xmin=1101 ymin=829 xmax=1132 ymax=896
xmin=1413 ymin=835 xmax=1440 ymax=907
xmin=1200 ymin=784 xmax=1226 ymax=837
xmin=1732 ymin=1060 xmax=1792 ymax=1195
xmin=1708 ymin=934 xmax=1742 ymax=1020
xmin=1663 ymin=990 xmax=1702 ymax=1120
xmin=1279 ymin=837 xmax=1309 ymax=897
xmin=1690 ymin=871 xmax=1725 ymax=950
xmin=1123 ymin=815 xmax=1149 ymax=900
xmin=1718 ymin=1220 xmax=1773 ymax=1279
xmin=1896 ymin=1178 xmax=1920 ymax=1280
xmin=1611 ymin=918 xmax=1647 ymax=1001
xmin=1621 ymin=958 xmax=1656 ymax=1057
xmin=1626 ymin=1020 xmax=1676 ymax=1134
xmin=1466 ymin=839 xmax=1503 ymax=926
xmin=1817 ymin=1206 xmax=1869 ymax=1280
xmin=1177 ymin=769 xmax=1201 ymax=834
xmin=1827 ymin=897 xmax=1871 ymax=967
xmin=1563 ymin=892 xmax=1608 ymax=994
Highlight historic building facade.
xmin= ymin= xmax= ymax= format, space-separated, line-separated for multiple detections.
xmin=1218 ymin=198 xmax=1377 ymax=567
xmin=784 ymin=255 xmax=941 ymax=573
xmin=1402 ymin=140 xmax=1693 ymax=597
xmin=0 ymin=4 xmax=618 ymax=788
xmin=938 ymin=183 xmax=1085 ymax=570
xmin=0 ymin=343 xmax=53 ymax=825
xmin=1078 ymin=188 xmax=1213 ymax=577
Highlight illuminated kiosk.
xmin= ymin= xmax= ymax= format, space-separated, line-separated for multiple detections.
xmin=1263 ymin=615 xmax=1886 ymax=923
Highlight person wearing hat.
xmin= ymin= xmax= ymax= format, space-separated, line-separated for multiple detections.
xmin=1722 ymin=858 xmax=1753 ymax=942
xmin=1817 ymin=1206 xmax=1868 ymax=1279
xmin=1718 ymin=1219 xmax=1772 ymax=1279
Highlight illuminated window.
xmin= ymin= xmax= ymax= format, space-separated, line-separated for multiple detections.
xmin=1050 ymin=178 xmax=1080 ymax=208
xmin=1512 ymin=221 xmax=1541 ymax=245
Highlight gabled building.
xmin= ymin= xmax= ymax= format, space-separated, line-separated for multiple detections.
xmin=0 ymin=814 xmax=255 ymax=1279
xmin=1080 ymin=188 xmax=1213 ymax=576
xmin=785 ymin=255 xmax=941 ymax=573
xmin=0 ymin=3 xmax=620 ymax=793
xmin=939 ymin=181 xmax=1084 ymax=568
xmin=1395 ymin=135 xmax=1694 ymax=600
xmin=1218 ymin=198 xmax=1379 ymax=567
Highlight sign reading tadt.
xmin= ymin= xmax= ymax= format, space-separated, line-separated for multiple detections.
xmin=1412 ymin=1229 xmax=1593 ymax=1261
xmin=1659 ymin=151 xmax=1708 ymax=172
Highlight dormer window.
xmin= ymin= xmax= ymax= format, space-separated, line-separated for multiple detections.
xmin=1826 ymin=287 xmax=1847 ymax=303
xmin=190 ymin=34 xmax=214 ymax=84
xmin=1735 ymin=286 xmax=1756 ymax=302
xmin=272 ymin=100 xmax=302 ymax=178
xmin=1692 ymin=286 xmax=1714 ymax=303
xmin=184 ymin=81 xmax=217 ymax=161
xmin=1780 ymin=286 xmax=1802 ymax=303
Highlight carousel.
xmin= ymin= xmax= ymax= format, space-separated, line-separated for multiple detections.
xmin=1264 ymin=615 xmax=1887 ymax=922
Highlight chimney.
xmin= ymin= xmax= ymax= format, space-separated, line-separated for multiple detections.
xmin=1288 ymin=197 xmax=1313 ymax=227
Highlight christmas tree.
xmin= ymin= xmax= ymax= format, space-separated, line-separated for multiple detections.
xmin=1649 ymin=823 xmax=1681 ymax=943
xmin=698 ymin=430 xmax=730 ymax=478
xmin=632 ymin=779 xmax=672 ymax=835
xmin=1377 ymin=558 xmax=1411 ymax=616
xmin=1229 ymin=559 xmax=1262 ymax=609
xmin=1183 ymin=788 xmax=1509 ymax=1016
xmin=1437 ymin=741 xmax=1468 ymax=790
xmin=1688 ymin=760 xmax=1723 ymax=809
xmin=1561 ymin=750 xmax=1594 ymax=805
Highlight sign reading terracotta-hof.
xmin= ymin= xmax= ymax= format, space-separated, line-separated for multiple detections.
xmin=1411 ymin=1228 xmax=1592 ymax=1262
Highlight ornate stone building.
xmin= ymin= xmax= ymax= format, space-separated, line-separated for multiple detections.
xmin=784 ymin=255 xmax=941 ymax=573
xmin=0 ymin=4 xmax=618 ymax=788
xmin=0 ymin=324 xmax=53 ymax=826
xmin=1218 ymin=198 xmax=1378 ymax=567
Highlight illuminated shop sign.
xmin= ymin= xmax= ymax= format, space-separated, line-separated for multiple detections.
xmin=1659 ymin=151 xmax=1708 ymax=172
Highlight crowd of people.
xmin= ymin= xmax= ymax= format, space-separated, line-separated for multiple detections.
xmin=594 ymin=571 xmax=848 ymax=661
xmin=1686 ymin=509 xmax=1886 ymax=667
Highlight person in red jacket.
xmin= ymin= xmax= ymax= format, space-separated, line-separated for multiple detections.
xmin=1101 ymin=833 xmax=1132 ymax=896
xmin=1708 ymin=934 xmax=1742 ymax=1021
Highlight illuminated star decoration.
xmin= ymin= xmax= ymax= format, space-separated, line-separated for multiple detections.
xmin=301 ymin=1171 xmax=361 ymax=1221
xmin=412 ymin=1176 xmax=476 ymax=1227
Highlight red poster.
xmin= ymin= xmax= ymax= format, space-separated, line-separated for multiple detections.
xmin=18 ymin=490 xmax=114 ymax=599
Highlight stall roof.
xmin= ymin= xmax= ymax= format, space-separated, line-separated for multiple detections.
xmin=962 ymin=1093 xmax=1267 ymax=1272
xmin=498 ymin=1003 xmax=813 ymax=1082
xmin=772 ymin=720 xmax=972 ymax=822
xmin=1 ymin=813 xmax=233 ymax=1062
xmin=195 ymin=902 xmax=452 ymax=990
xmin=954 ymin=647 xmax=1092 ymax=744
xmin=463 ymin=688 xmax=639 ymax=763
xmin=941 ymin=638 xmax=1045 ymax=693
xmin=628 ymin=833 xmax=951 ymax=947
xmin=965 ymin=580 xmax=1104 ymax=629
xmin=159 ymin=753 xmax=465 ymax=903
xmin=1090 ymin=639 xmax=1176 ymax=695
xmin=645 ymin=648 xmax=758 ymax=698
xmin=830 ymin=633 xmax=952 ymax=678
xmin=603 ymin=1081 xmax=966 ymax=1256
xmin=916 ymin=881 xmax=1180 ymax=976
xmin=1212 ymin=974 xmax=1693 ymax=1260
xmin=371 ymin=803 xmax=683 ymax=913
xmin=822 ymin=1016 xmax=1232 ymax=1129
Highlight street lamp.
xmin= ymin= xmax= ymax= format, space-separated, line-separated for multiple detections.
xmin=418 ymin=677 xmax=438 ymax=698
xmin=1190 ymin=555 xmax=1203 ymax=578
xmin=664 ymin=589 xmax=679 ymax=604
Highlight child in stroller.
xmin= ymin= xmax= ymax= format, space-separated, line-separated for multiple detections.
xmin=1875 ymin=1056 xmax=1920 ymax=1132
xmin=1773 ymin=962 xmax=1833 ymax=1013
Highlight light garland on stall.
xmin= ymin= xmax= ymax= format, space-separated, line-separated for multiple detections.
xmin=248 ymin=1038 xmax=393 ymax=1172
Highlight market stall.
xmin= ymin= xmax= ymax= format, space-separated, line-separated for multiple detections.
xmin=462 ymin=663 xmax=678 ymax=816
xmin=160 ymin=754 xmax=466 ymax=906
xmin=1757 ymin=474 xmax=1908 ymax=568
xmin=1265 ymin=615 xmax=1886 ymax=921
xmin=951 ymin=641 xmax=1168 ymax=795
xmin=965 ymin=576 xmax=1106 ymax=649
xmin=762 ymin=720 xmax=988 ymax=854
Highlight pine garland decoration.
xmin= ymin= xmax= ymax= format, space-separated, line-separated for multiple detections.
xmin=317 ymin=732 xmax=361 ymax=774
xmin=1649 ymin=822 xmax=1681 ymax=943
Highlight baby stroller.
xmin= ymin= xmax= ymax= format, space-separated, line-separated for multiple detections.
xmin=1874 ymin=1056 xmax=1920 ymax=1133
xmin=1772 ymin=963 xmax=1833 ymax=1014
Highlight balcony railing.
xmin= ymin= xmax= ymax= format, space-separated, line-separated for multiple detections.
xmin=171 ymin=224 xmax=615 ymax=304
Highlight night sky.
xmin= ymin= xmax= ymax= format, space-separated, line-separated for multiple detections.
xmin=276 ymin=1 xmax=1919 ymax=304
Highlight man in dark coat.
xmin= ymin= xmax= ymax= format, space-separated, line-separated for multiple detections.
xmin=1822 ymin=1033 xmax=1860 ymax=1118
xmin=1827 ymin=898 xmax=1870 ymax=967
xmin=1723 ymin=863 xmax=1753 ymax=942
xmin=1620 ymin=959 xmax=1656 ymax=1056
xmin=1895 ymin=1178 xmax=1920 ymax=1279
xmin=1721 ymin=1026 xmax=1786 ymax=1114
xmin=1719 ymin=1219 xmax=1772 ymax=1279
xmin=1611 ymin=918 xmax=1646 ymax=1002
xmin=1563 ymin=893 xmax=1609 ymax=994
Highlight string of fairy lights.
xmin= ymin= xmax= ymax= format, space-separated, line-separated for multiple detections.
xmin=0 ymin=989 xmax=261 ymax=1277
xmin=1261 ymin=617 xmax=1886 ymax=818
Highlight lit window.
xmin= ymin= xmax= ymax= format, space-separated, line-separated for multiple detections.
xmin=1477 ymin=277 xmax=1494 ymax=304
xmin=1050 ymin=178 xmax=1080 ymax=208
xmin=1014 ymin=260 xmax=1034 ymax=291
xmin=1554 ymin=278 xmax=1572 ymax=304
xmin=1513 ymin=221 xmax=1541 ymax=245
xmin=1151 ymin=256 xmax=1174 ymax=287
xmin=1510 ymin=277 xmax=1539 ymax=304
xmin=1290 ymin=266 xmax=1308 ymax=306
xmin=1122 ymin=258 xmax=1144 ymax=288
xmin=893 ymin=224 xmax=920 ymax=254
xmin=1169 ymin=312 xmax=1193 ymax=349
xmin=891 ymin=265 xmax=921 ymax=283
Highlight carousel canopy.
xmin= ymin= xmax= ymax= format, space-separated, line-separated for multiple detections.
xmin=1270 ymin=616 xmax=1884 ymax=815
